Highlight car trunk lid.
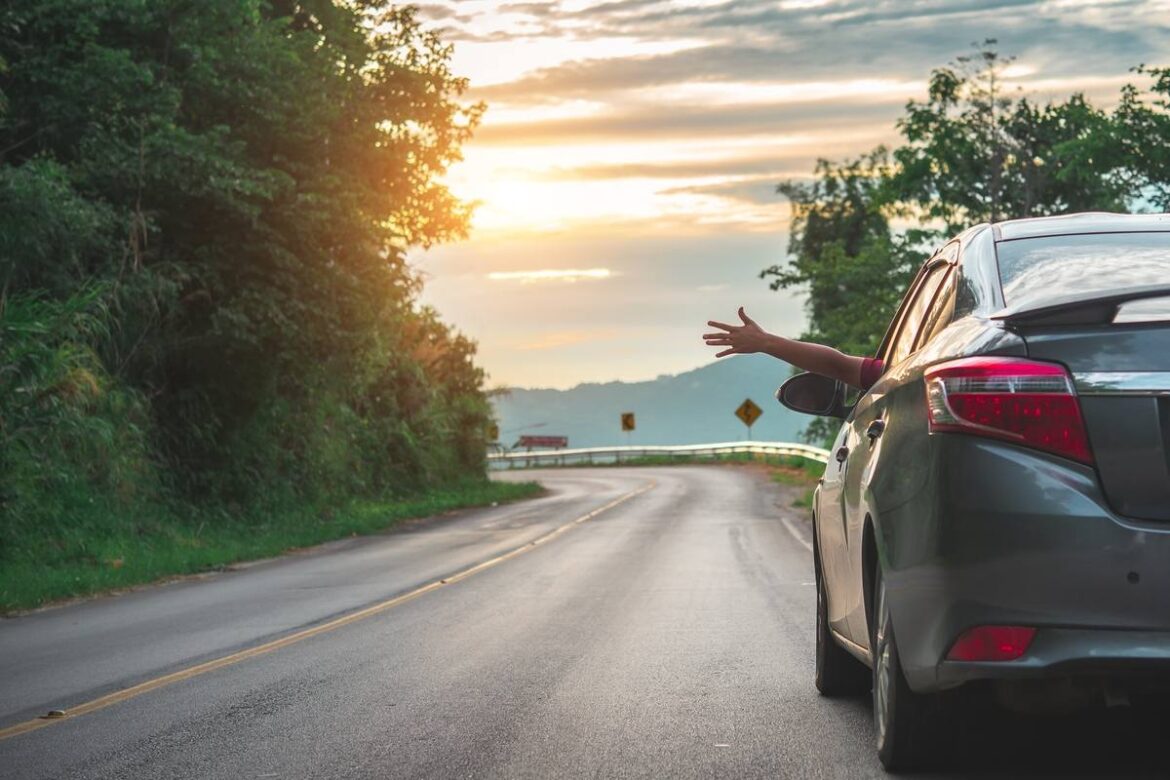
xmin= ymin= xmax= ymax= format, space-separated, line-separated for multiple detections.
xmin=997 ymin=299 xmax=1170 ymax=521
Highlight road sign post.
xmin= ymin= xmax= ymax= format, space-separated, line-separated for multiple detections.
xmin=735 ymin=398 xmax=763 ymax=440
xmin=620 ymin=412 xmax=635 ymax=455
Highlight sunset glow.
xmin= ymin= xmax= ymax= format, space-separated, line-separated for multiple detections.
xmin=411 ymin=0 xmax=1170 ymax=389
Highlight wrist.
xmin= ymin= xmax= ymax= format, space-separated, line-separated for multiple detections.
xmin=759 ymin=332 xmax=786 ymax=356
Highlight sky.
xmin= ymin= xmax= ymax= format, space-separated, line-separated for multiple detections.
xmin=408 ymin=0 xmax=1170 ymax=390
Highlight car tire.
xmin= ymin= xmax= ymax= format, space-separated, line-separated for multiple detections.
xmin=871 ymin=563 xmax=953 ymax=771
xmin=814 ymin=543 xmax=870 ymax=696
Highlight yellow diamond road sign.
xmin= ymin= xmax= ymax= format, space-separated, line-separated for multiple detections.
xmin=621 ymin=412 xmax=636 ymax=432
xmin=735 ymin=398 xmax=763 ymax=427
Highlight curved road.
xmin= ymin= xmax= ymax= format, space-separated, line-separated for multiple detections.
xmin=1 ymin=466 xmax=1166 ymax=778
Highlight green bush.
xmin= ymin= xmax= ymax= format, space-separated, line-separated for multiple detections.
xmin=0 ymin=2 xmax=504 ymax=608
xmin=1 ymin=288 xmax=164 ymax=558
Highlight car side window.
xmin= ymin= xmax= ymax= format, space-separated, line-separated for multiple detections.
xmin=914 ymin=269 xmax=956 ymax=352
xmin=876 ymin=264 xmax=929 ymax=366
xmin=887 ymin=264 xmax=948 ymax=367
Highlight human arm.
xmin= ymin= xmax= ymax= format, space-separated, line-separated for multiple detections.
xmin=704 ymin=307 xmax=870 ymax=389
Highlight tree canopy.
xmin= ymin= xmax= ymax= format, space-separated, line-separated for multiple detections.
xmin=766 ymin=41 xmax=1170 ymax=371
xmin=1 ymin=1 xmax=491 ymax=545
xmin=764 ymin=42 xmax=1170 ymax=442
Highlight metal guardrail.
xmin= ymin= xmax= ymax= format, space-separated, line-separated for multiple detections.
xmin=487 ymin=440 xmax=830 ymax=468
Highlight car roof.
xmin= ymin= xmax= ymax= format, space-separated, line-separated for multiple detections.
xmin=992 ymin=212 xmax=1170 ymax=241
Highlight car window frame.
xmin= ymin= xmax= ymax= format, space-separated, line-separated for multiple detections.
xmin=876 ymin=242 xmax=961 ymax=367
xmin=876 ymin=264 xmax=932 ymax=366
xmin=878 ymin=260 xmax=946 ymax=367
xmin=913 ymin=267 xmax=957 ymax=353
xmin=887 ymin=263 xmax=950 ymax=366
xmin=955 ymin=228 xmax=1003 ymax=316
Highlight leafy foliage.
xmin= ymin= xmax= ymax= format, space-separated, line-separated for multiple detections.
xmin=765 ymin=42 xmax=1170 ymax=443
xmin=0 ymin=288 xmax=163 ymax=562
xmin=889 ymin=43 xmax=1131 ymax=232
xmin=763 ymin=150 xmax=917 ymax=360
xmin=1111 ymin=65 xmax=1170 ymax=211
xmin=0 ymin=0 xmax=494 ymax=594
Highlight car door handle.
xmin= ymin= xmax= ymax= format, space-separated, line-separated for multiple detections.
xmin=835 ymin=445 xmax=849 ymax=463
xmin=866 ymin=419 xmax=886 ymax=441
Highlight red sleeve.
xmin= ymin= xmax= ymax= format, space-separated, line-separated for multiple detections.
xmin=859 ymin=357 xmax=885 ymax=390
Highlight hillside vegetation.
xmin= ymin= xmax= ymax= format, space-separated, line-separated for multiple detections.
xmin=0 ymin=1 xmax=521 ymax=611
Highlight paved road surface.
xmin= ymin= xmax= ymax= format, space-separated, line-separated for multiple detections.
xmin=1 ymin=466 xmax=1167 ymax=778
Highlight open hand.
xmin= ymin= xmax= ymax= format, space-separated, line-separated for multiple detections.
xmin=704 ymin=307 xmax=770 ymax=358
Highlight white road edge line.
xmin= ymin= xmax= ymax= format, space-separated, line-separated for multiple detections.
xmin=779 ymin=514 xmax=814 ymax=553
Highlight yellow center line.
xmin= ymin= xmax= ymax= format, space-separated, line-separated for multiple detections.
xmin=0 ymin=480 xmax=656 ymax=742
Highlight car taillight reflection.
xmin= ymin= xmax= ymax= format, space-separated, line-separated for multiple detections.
xmin=925 ymin=357 xmax=1094 ymax=465
xmin=946 ymin=625 xmax=1037 ymax=662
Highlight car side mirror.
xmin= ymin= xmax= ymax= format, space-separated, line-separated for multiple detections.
xmin=776 ymin=372 xmax=848 ymax=419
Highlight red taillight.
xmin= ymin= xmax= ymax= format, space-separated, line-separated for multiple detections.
xmin=924 ymin=357 xmax=1093 ymax=465
xmin=946 ymin=625 xmax=1036 ymax=662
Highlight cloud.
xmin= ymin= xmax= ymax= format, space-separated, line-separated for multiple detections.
xmin=660 ymin=176 xmax=787 ymax=206
xmin=473 ymin=98 xmax=903 ymax=144
xmin=459 ymin=1 xmax=1165 ymax=104
xmin=413 ymin=3 xmax=477 ymax=23
xmin=488 ymin=268 xmax=615 ymax=282
xmin=546 ymin=155 xmax=809 ymax=179
xmin=498 ymin=0 xmax=1168 ymax=47
xmin=497 ymin=2 xmax=561 ymax=16
xmin=408 ymin=0 xmax=1170 ymax=389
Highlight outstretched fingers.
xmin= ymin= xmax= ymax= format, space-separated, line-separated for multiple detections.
xmin=706 ymin=310 xmax=755 ymax=357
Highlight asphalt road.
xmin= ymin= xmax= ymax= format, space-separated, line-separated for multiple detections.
xmin=1 ymin=465 xmax=1168 ymax=779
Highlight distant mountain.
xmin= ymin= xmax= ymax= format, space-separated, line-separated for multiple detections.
xmin=491 ymin=355 xmax=810 ymax=449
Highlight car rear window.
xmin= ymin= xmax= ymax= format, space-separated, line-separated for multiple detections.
xmin=996 ymin=232 xmax=1170 ymax=308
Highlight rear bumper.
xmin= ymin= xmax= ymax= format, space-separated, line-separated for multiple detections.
xmin=880 ymin=436 xmax=1170 ymax=693
xmin=938 ymin=628 xmax=1170 ymax=688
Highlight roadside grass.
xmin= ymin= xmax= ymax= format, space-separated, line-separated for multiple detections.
xmin=768 ymin=460 xmax=820 ymax=509
xmin=0 ymin=480 xmax=541 ymax=614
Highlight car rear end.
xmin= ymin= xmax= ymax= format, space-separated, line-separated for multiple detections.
xmin=892 ymin=226 xmax=1170 ymax=703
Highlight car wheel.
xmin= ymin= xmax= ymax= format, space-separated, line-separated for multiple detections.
xmin=814 ymin=543 xmax=870 ymax=696
xmin=871 ymin=563 xmax=952 ymax=771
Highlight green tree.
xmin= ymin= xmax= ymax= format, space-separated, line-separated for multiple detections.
xmin=890 ymin=41 xmax=1131 ymax=233
xmin=1109 ymin=65 xmax=1170 ymax=211
xmin=766 ymin=43 xmax=1170 ymax=443
xmin=762 ymin=150 xmax=915 ymax=360
xmin=0 ymin=0 xmax=493 ymax=530
xmin=761 ymin=151 xmax=916 ymax=443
